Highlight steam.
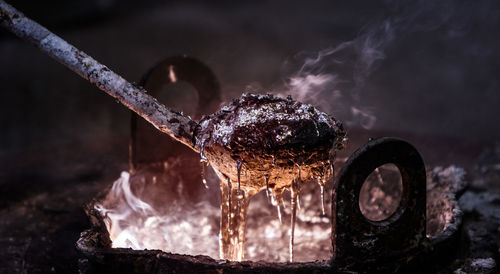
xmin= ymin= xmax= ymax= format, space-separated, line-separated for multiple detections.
xmin=277 ymin=24 xmax=391 ymax=129
xmin=351 ymin=106 xmax=377 ymax=130
xmin=277 ymin=0 xmax=459 ymax=130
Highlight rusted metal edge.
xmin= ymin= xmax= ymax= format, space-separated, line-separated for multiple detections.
xmin=77 ymin=234 xmax=334 ymax=274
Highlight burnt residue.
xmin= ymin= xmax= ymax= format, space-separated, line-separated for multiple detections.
xmin=168 ymin=118 xmax=180 ymax=124
xmin=197 ymin=93 xmax=345 ymax=151
xmin=0 ymin=6 xmax=12 ymax=25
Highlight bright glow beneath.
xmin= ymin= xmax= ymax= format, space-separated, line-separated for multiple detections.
xmin=96 ymin=170 xmax=332 ymax=262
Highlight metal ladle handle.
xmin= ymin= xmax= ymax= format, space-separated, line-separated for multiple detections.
xmin=0 ymin=0 xmax=199 ymax=150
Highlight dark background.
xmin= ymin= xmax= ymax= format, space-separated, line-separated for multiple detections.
xmin=1 ymin=0 xmax=499 ymax=156
xmin=1 ymin=0 xmax=499 ymax=272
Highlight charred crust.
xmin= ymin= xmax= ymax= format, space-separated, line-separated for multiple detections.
xmin=0 ymin=9 xmax=12 ymax=25
xmin=168 ymin=118 xmax=180 ymax=124
xmin=197 ymin=93 xmax=346 ymax=190
xmin=198 ymin=93 xmax=346 ymax=152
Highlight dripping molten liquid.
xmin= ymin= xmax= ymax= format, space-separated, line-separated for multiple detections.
xmin=208 ymin=150 xmax=335 ymax=262
xmin=95 ymin=155 xmax=340 ymax=262
xmin=95 ymin=157 xmax=405 ymax=262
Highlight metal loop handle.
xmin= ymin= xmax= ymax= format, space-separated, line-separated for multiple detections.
xmin=130 ymin=56 xmax=220 ymax=172
xmin=333 ymin=137 xmax=426 ymax=268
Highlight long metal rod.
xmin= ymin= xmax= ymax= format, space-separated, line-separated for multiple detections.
xmin=0 ymin=0 xmax=199 ymax=151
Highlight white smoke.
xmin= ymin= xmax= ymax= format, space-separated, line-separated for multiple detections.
xmin=278 ymin=0 xmax=458 ymax=130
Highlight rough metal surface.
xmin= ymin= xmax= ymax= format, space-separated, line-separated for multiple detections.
xmin=426 ymin=166 xmax=466 ymax=238
xmin=196 ymin=93 xmax=346 ymax=191
xmin=333 ymin=137 xmax=427 ymax=271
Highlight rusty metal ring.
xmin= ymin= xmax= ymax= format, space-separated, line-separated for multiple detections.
xmin=137 ymin=55 xmax=220 ymax=118
xmin=129 ymin=56 xmax=221 ymax=171
xmin=333 ymin=137 xmax=427 ymax=269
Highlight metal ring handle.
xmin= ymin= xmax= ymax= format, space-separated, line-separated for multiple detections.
xmin=138 ymin=55 xmax=220 ymax=118
xmin=129 ymin=56 xmax=221 ymax=172
xmin=333 ymin=137 xmax=426 ymax=268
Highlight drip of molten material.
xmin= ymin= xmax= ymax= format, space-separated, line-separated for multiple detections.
xmin=98 ymin=93 xmax=346 ymax=262
xmin=196 ymin=94 xmax=346 ymax=261
xmin=96 ymin=164 xmax=335 ymax=262
xmin=95 ymin=151 xmax=465 ymax=263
